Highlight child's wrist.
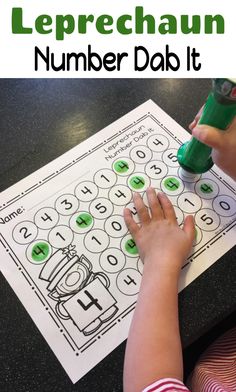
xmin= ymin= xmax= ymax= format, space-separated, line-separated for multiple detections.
xmin=140 ymin=263 xmax=180 ymax=294
xmin=143 ymin=255 xmax=184 ymax=279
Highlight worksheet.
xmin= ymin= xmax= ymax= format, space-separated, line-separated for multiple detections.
xmin=0 ymin=100 xmax=235 ymax=383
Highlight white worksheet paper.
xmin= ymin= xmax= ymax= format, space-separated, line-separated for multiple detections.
xmin=0 ymin=100 xmax=235 ymax=383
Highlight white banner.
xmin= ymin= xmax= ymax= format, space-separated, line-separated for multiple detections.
xmin=0 ymin=0 xmax=235 ymax=78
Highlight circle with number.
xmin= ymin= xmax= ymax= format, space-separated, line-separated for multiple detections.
xmin=161 ymin=176 xmax=184 ymax=196
xmin=26 ymin=240 xmax=52 ymax=264
xmin=55 ymin=194 xmax=79 ymax=216
xmin=195 ymin=209 xmax=220 ymax=232
xmin=89 ymin=198 xmax=113 ymax=220
xmin=121 ymin=235 xmax=139 ymax=258
xmin=195 ymin=179 xmax=219 ymax=199
xmin=99 ymin=248 xmax=126 ymax=273
xmin=147 ymin=134 xmax=169 ymax=152
xmin=125 ymin=202 xmax=139 ymax=223
xmin=34 ymin=207 xmax=59 ymax=230
xmin=94 ymin=169 xmax=117 ymax=189
xmin=145 ymin=160 xmax=168 ymax=180
xmin=109 ymin=185 xmax=132 ymax=206
xmin=48 ymin=225 xmax=74 ymax=249
xmin=213 ymin=195 xmax=236 ymax=217
xmin=13 ymin=221 xmax=38 ymax=245
xmin=69 ymin=212 xmax=94 ymax=234
xmin=127 ymin=173 xmax=150 ymax=192
xmin=104 ymin=215 xmax=128 ymax=238
xmin=116 ymin=268 xmax=142 ymax=296
xmin=75 ymin=181 xmax=98 ymax=202
xmin=84 ymin=229 xmax=110 ymax=253
xmin=130 ymin=145 xmax=152 ymax=164
xmin=162 ymin=149 xmax=179 ymax=167
xmin=173 ymin=205 xmax=184 ymax=226
xmin=193 ymin=226 xmax=203 ymax=246
xmin=177 ymin=192 xmax=202 ymax=214
xmin=112 ymin=158 xmax=135 ymax=176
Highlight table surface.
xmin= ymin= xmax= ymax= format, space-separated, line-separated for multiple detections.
xmin=0 ymin=79 xmax=235 ymax=392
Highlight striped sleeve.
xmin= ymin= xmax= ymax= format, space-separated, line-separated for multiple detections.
xmin=142 ymin=378 xmax=191 ymax=391
xmin=189 ymin=327 xmax=236 ymax=391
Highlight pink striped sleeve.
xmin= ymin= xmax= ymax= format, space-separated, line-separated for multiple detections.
xmin=142 ymin=378 xmax=191 ymax=392
xmin=189 ymin=327 xmax=236 ymax=392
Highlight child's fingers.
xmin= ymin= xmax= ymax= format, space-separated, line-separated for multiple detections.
xmin=133 ymin=192 xmax=150 ymax=224
xmin=157 ymin=192 xmax=177 ymax=223
xmin=189 ymin=119 xmax=197 ymax=131
xmin=124 ymin=208 xmax=139 ymax=237
xmin=189 ymin=106 xmax=204 ymax=131
xmin=146 ymin=187 xmax=163 ymax=220
xmin=192 ymin=125 xmax=225 ymax=150
xmin=183 ymin=215 xmax=195 ymax=243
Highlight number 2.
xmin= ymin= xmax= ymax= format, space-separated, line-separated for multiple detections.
xmin=19 ymin=227 xmax=32 ymax=239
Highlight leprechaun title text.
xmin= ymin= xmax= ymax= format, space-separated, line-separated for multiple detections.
xmin=12 ymin=6 xmax=225 ymax=73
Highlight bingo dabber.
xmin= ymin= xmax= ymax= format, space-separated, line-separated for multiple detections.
xmin=177 ymin=79 xmax=236 ymax=177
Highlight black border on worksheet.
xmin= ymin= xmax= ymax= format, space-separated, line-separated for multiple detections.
xmin=0 ymin=112 xmax=235 ymax=356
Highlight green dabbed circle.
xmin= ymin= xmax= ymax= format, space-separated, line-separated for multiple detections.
xmin=125 ymin=239 xmax=138 ymax=255
xmin=32 ymin=242 xmax=50 ymax=262
xmin=76 ymin=213 xmax=93 ymax=228
xmin=129 ymin=176 xmax=145 ymax=190
xmin=114 ymin=160 xmax=129 ymax=174
xmin=200 ymin=183 xmax=213 ymax=194
xmin=164 ymin=177 xmax=180 ymax=191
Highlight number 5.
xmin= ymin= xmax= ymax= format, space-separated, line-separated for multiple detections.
xmin=201 ymin=214 xmax=213 ymax=225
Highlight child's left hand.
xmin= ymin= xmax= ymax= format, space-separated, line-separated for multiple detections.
xmin=124 ymin=188 xmax=195 ymax=278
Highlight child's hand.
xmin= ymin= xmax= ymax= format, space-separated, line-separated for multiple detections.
xmin=124 ymin=188 xmax=195 ymax=278
xmin=189 ymin=108 xmax=236 ymax=181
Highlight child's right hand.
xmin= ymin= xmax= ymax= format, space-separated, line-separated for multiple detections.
xmin=124 ymin=189 xmax=195 ymax=279
xmin=189 ymin=108 xmax=236 ymax=181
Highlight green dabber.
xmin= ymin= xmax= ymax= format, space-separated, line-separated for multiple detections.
xmin=177 ymin=78 xmax=236 ymax=176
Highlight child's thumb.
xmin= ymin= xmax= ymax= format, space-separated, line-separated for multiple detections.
xmin=192 ymin=125 xmax=224 ymax=150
